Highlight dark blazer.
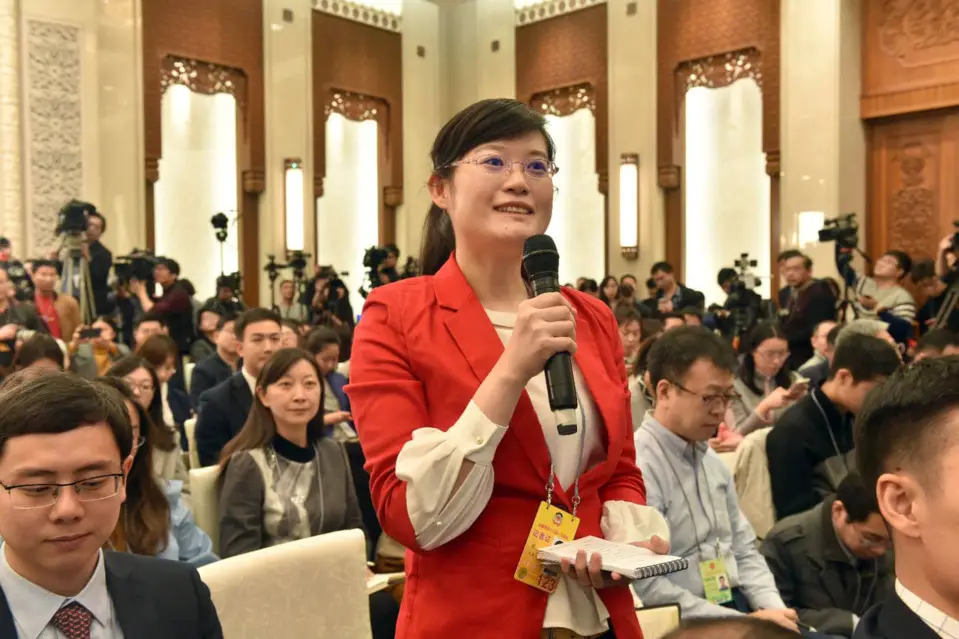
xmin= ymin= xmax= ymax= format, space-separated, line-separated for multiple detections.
xmin=655 ymin=284 xmax=705 ymax=313
xmin=196 ymin=373 xmax=253 ymax=467
xmin=761 ymin=497 xmax=893 ymax=636
xmin=0 ymin=551 xmax=222 ymax=639
xmin=853 ymin=591 xmax=940 ymax=639
xmin=190 ymin=353 xmax=233 ymax=407
xmin=780 ymin=279 xmax=837 ymax=370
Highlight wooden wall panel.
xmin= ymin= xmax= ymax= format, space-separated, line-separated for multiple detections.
xmin=867 ymin=109 xmax=959 ymax=266
xmin=312 ymin=12 xmax=403 ymax=245
xmin=516 ymin=5 xmax=608 ymax=192
xmin=657 ymin=0 xmax=780 ymax=279
xmin=142 ymin=0 xmax=264 ymax=304
xmin=862 ymin=0 xmax=959 ymax=118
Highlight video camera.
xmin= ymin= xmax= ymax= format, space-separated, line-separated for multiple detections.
xmin=819 ymin=213 xmax=859 ymax=250
xmin=55 ymin=200 xmax=96 ymax=236
xmin=360 ymin=245 xmax=399 ymax=298
xmin=724 ymin=253 xmax=768 ymax=339
xmin=114 ymin=249 xmax=158 ymax=286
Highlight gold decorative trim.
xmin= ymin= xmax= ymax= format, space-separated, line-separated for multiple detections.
xmin=516 ymin=0 xmax=607 ymax=26
xmin=530 ymin=83 xmax=595 ymax=117
xmin=326 ymin=90 xmax=385 ymax=122
xmin=312 ymin=0 xmax=401 ymax=33
xmin=160 ymin=57 xmax=247 ymax=109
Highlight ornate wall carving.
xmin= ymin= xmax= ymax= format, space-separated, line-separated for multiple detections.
xmin=516 ymin=4 xmax=608 ymax=194
xmin=867 ymin=110 xmax=959 ymax=271
xmin=142 ymin=0 xmax=265 ymax=303
xmin=312 ymin=0 xmax=400 ymax=33
xmin=864 ymin=0 xmax=959 ymax=117
xmin=658 ymin=0 xmax=780 ymax=277
xmin=0 ymin=1 xmax=23 ymax=253
xmin=25 ymin=20 xmax=82 ymax=255
xmin=516 ymin=0 xmax=606 ymax=26
xmin=530 ymin=82 xmax=596 ymax=116
xmin=313 ymin=11 xmax=403 ymax=244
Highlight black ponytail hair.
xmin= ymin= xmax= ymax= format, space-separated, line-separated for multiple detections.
xmin=419 ymin=99 xmax=556 ymax=275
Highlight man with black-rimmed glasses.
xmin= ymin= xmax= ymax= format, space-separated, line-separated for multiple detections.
xmin=0 ymin=371 xmax=222 ymax=638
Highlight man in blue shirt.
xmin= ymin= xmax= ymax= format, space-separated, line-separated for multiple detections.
xmin=634 ymin=327 xmax=798 ymax=632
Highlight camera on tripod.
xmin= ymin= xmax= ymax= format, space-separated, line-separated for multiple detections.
xmin=55 ymin=200 xmax=95 ymax=236
xmin=819 ymin=213 xmax=859 ymax=250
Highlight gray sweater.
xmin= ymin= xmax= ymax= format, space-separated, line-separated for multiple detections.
xmin=218 ymin=434 xmax=365 ymax=558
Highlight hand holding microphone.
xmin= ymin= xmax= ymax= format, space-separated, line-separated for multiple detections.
xmin=500 ymin=293 xmax=577 ymax=385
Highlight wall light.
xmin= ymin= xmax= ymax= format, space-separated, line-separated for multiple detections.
xmin=619 ymin=153 xmax=639 ymax=260
xmin=284 ymin=158 xmax=305 ymax=252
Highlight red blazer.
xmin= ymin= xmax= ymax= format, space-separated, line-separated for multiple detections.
xmin=347 ymin=256 xmax=647 ymax=638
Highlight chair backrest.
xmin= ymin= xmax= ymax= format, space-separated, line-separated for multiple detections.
xmin=635 ymin=604 xmax=681 ymax=639
xmin=184 ymin=360 xmax=196 ymax=393
xmin=733 ymin=426 xmax=776 ymax=539
xmin=198 ymin=530 xmax=372 ymax=639
xmin=184 ymin=417 xmax=200 ymax=469
xmin=189 ymin=465 xmax=221 ymax=554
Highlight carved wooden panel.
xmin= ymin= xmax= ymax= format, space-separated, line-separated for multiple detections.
xmin=866 ymin=109 xmax=959 ymax=264
xmin=863 ymin=0 xmax=959 ymax=118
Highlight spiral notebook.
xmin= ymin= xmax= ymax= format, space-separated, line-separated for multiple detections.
xmin=537 ymin=536 xmax=688 ymax=580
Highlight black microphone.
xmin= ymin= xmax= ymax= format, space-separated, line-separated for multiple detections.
xmin=522 ymin=234 xmax=578 ymax=436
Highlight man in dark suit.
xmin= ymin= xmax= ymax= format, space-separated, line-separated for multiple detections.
xmin=190 ymin=315 xmax=239 ymax=406
xmin=0 ymin=371 xmax=222 ymax=638
xmin=853 ymin=357 xmax=959 ymax=639
xmin=84 ymin=210 xmax=113 ymax=317
xmin=195 ymin=308 xmax=283 ymax=466
xmin=650 ymin=261 xmax=705 ymax=316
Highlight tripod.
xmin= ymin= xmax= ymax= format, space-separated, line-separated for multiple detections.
xmin=59 ymin=233 xmax=97 ymax=325
xmin=934 ymin=270 xmax=959 ymax=329
xmin=835 ymin=246 xmax=873 ymax=322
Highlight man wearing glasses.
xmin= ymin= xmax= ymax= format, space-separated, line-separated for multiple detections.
xmin=633 ymin=327 xmax=800 ymax=633
xmin=0 ymin=371 xmax=222 ymax=638
xmin=761 ymin=472 xmax=893 ymax=637
xmin=767 ymin=334 xmax=902 ymax=520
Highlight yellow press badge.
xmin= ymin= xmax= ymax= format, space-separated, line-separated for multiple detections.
xmin=514 ymin=501 xmax=580 ymax=593
xmin=699 ymin=556 xmax=733 ymax=604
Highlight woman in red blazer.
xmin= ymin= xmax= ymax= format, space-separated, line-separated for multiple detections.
xmin=347 ymin=99 xmax=668 ymax=639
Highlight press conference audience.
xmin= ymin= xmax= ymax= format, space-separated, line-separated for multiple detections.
xmin=304 ymin=327 xmax=354 ymax=440
xmin=189 ymin=314 xmax=238 ymax=406
xmin=913 ymin=257 xmax=959 ymax=334
xmin=651 ymin=261 xmax=705 ymax=314
xmin=216 ymin=348 xmax=399 ymax=638
xmin=106 ymin=356 xmax=188 ymax=485
xmin=190 ymin=303 xmax=222 ymax=363
xmin=664 ymin=617 xmax=800 ymax=639
xmin=797 ymin=324 xmax=840 ymax=389
xmin=132 ymin=313 xmax=167 ymax=350
xmin=195 ymin=308 xmax=283 ymax=466
xmin=761 ymin=472 xmax=893 ymax=637
xmin=767 ymin=334 xmax=902 ymax=520
xmin=912 ymin=327 xmax=959 ymax=360
xmin=94 ymin=377 xmax=217 ymax=566
xmin=634 ymin=327 xmax=797 ymax=631
xmin=730 ymin=322 xmax=805 ymax=436
xmin=12 ymin=334 xmax=64 ymax=372
xmin=84 ymin=209 xmax=114 ymax=317
xmin=0 ymin=372 xmax=223 ymax=638
xmin=836 ymin=246 xmax=915 ymax=322
xmin=280 ymin=318 xmax=302 ymax=348
xmin=599 ymin=275 xmax=619 ymax=308
xmin=854 ymin=357 xmax=959 ymax=639
xmin=30 ymin=259 xmax=80 ymax=341
xmin=777 ymin=251 xmax=838 ymax=370
xmin=138 ymin=334 xmax=193 ymax=432
xmin=277 ymin=279 xmax=310 ymax=322
xmin=797 ymin=320 xmax=837 ymax=375
xmin=68 ymin=317 xmax=129 ymax=378
xmin=130 ymin=258 xmax=194 ymax=354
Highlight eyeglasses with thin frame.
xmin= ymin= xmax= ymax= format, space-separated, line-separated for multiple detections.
xmin=0 ymin=473 xmax=125 ymax=510
xmin=669 ymin=379 xmax=741 ymax=409
xmin=857 ymin=528 xmax=890 ymax=549
xmin=446 ymin=153 xmax=559 ymax=180
xmin=755 ymin=349 xmax=790 ymax=362
xmin=125 ymin=379 xmax=154 ymax=394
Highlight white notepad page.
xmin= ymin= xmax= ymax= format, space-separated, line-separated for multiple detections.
xmin=538 ymin=536 xmax=686 ymax=580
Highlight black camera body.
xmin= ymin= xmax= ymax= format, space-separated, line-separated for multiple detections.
xmin=56 ymin=200 xmax=95 ymax=236
xmin=114 ymin=249 xmax=157 ymax=285
xmin=819 ymin=213 xmax=859 ymax=250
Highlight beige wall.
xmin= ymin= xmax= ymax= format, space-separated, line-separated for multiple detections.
xmin=780 ymin=0 xmax=865 ymax=285
xmin=398 ymin=0 xmax=441 ymax=260
xmin=14 ymin=0 xmax=144 ymax=256
xmin=0 ymin=0 xmax=24 ymax=251
xmin=262 ymin=0 xmax=314 ymax=305
xmin=607 ymin=0 xmax=662 ymax=281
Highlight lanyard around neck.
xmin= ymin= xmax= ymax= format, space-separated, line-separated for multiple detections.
xmin=545 ymin=392 xmax=587 ymax=517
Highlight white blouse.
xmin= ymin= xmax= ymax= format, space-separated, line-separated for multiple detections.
xmin=394 ymin=309 xmax=669 ymax=636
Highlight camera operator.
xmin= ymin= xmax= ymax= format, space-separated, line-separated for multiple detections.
xmin=379 ymin=244 xmax=400 ymax=283
xmin=835 ymin=245 xmax=915 ymax=322
xmin=276 ymin=279 xmax=309 ymax=322
xmin=203 ymin=274 xmax=247 ymax=318
xmin=913 ymin=256 xmax=959 ymax=334
xmin=84 ymin=209 xmax=113 ymax=315
xmin=129 ymin=257 xmax=194 ymax=355
xmin=778 ymin=250 xmax=838 ymax=370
